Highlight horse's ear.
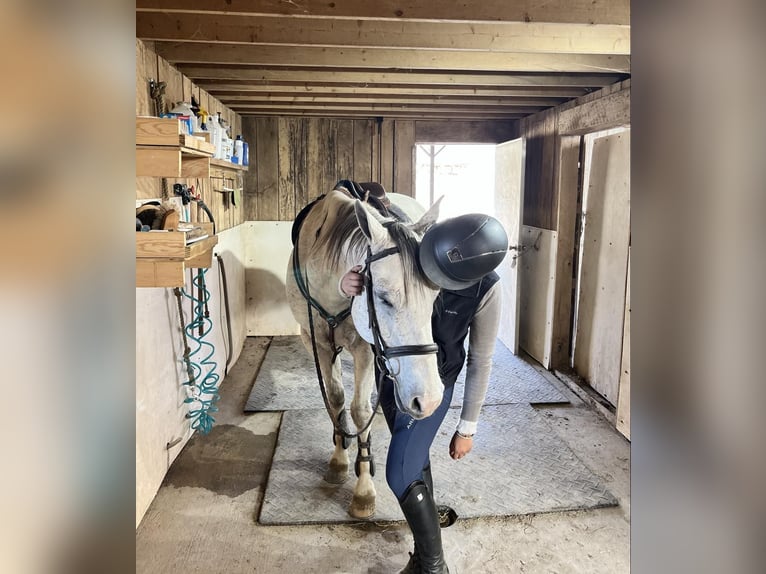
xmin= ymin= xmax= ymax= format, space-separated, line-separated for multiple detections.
xmin=410 ymin=195 xmax=443 ymax=236
xmin=354 ymin=200 xmax=387 ymax=246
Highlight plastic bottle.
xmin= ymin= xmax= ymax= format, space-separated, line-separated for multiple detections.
xmin=227 ymin=125 xmax=234 ymax=160
xmin=208 ymin=113 xmax=222 ymax=159
xmin=242 ymin=139 xmax=250 ymax=166
xmin=216 ymin=113 xmax=228 ymax=160
xmin=220 ymin=118 xmax=233 ymax=162
xmin=233 ymin=135 xmax=244 ymax=165
xmin=198 ymin=107 xmax=209 ymax=131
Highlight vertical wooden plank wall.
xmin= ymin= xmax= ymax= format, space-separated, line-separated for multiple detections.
xmin=135 ymin=38 xmax=244 ymax=233
xmin=136 ymin=40 xmax=160 ymax=200
xmin=616 ymin=247 xmax=631 ymax=439
xmin=394 ymin=121 xmax=416 ymax=196
xmin=243 ymin=117 xmax=385 ymax=221
xmin=550 ymin=135 xmax=582 ymax=367
xmin=521 ymin=80 xmax=630 ymax=371
xmin=572 ymin=130 xmax=631 ymax=406
xmin=353 ymin=119 xmax=374 ymax=181
xmin=520 ymin=109 xmax=558 ymax=230
xmin=241 ymin=116 xmax=520 ymax=222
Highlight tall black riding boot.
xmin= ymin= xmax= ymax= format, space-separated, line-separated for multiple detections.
xmin=422 ymin=465 xmax=458 ymax=529
xmin=399 ymin=481 xmax=449 ymax=574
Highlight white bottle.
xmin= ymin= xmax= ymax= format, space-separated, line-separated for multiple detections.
xmin=216 ymin=113 xmax=228 ymax=160
xmin=208 ymin=113 xmax=222 ymax=159
xmin=233 ymin=135 xmax=244 ymax=165
xmin=220 ymin=118 xmax=233 ymax=162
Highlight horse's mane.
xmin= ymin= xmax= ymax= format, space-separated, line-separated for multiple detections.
xmin=311 ymin=198 xmax=427 ymax=295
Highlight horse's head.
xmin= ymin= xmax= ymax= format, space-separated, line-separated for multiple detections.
xmin=349 ymin=199 xmax=443 ymax=419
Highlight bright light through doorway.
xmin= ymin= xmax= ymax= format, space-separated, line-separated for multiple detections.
xmin=414 ymin=144 xmax=496 ymax=221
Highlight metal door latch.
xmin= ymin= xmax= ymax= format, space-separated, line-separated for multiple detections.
xmin=509 ymin=231 xmax=543 ymax=268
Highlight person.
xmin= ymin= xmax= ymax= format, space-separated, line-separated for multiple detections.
xmin=339 ymin=212 xmax=509 ymax=574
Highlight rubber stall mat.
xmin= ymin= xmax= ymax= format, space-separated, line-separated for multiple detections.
xmin=245 ymin=337 xmax=566 ymax=413
xmin=258 ymin=404 xmax=616 ymax=525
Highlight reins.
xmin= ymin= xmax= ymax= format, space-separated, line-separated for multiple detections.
xmin=295 ymin=239 xmax=395 ymax=443
xmin=292 ymin=242 xmax=351 ymax=362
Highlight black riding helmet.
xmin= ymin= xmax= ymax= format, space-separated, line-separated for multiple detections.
xmin=419 ymin=213 xmax=509 ymax=290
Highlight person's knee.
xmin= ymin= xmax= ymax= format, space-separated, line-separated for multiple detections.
xmin=386 ymin=464 xmax=408 ymax=500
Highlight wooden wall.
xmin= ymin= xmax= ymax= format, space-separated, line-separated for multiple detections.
xmin=519 ymin=80 xmax=630 ymax=231
xmin=241 ymin=117 xmax=518 ymax=221
xmin=572 ymin=130 xmax=631 ymax=405
xmin=135 ymin=39 xmax=249 ymax=526
xmin=520 ymin=109 xmax=558 ymax=230
xmin=518 ymin=226 xmax=558 ymax=368
xmin=136 ymin=39 xmax=244 ymax=233
xmin=522 ymin=80 xmax=630 ymax=372
xmin=242 ymin=118 xmax=378 ymax=221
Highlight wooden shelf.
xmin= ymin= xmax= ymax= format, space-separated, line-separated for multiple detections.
xmin=136 ymin=117 xmax=215 ymax=177
xmin=136 ymin=222 xmax=218 ymax=288
xmin=210 ymin=158 xmax=248 ymax=172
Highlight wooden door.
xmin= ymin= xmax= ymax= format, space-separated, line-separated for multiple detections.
xmin=573 ymin=130 xmax=630 ymax=405
xmin=494 ymin=138 xmax=525 ymax=354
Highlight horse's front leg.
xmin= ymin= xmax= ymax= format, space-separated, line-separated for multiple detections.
xmin=348 ymin=345 xmax=377 ymax=518
xmin=300 ymin=329 xmax=349 ymax=484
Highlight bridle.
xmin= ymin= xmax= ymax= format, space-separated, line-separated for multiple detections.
xmin=293 ymin=218 xmax=438 ymax=446
xmin=362 ymin=243 xmax=439 ymax=393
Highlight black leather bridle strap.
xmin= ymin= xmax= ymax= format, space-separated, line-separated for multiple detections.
xmin=385 ymin=344 xmax=438 ymax=358
xmin=364 ymin=246 xmax=439 ymax=363
xmin=292 ymin=246 xmax=352 ymax=331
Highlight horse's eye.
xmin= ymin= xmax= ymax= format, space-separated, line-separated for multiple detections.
xmin=377 ymin=293 xmax=394 ymax=308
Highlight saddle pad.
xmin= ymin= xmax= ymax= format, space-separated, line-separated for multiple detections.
xmin=244 ymin=336 xmax=567 ymax=413
xmin=258 ymin=404 xmax=617 ymax=525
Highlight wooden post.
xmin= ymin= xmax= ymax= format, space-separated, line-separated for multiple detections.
xmin=550 ymin=135 xmax=582 ymax=369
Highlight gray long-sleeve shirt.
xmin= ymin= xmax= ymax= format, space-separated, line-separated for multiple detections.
xmin=456 ymin=281 xmax=502 ymax=436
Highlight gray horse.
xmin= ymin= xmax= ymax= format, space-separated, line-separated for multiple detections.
xmin=285 ymin=188 xmax=442 ymax=518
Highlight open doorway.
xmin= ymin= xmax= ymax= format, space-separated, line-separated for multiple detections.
xmin=414 ymin=139 xmax=526 ymax=358
xmin=414 ymin=144 xmax=496 ymax=220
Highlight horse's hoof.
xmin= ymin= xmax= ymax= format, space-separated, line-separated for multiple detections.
xmin=323 ymin=462 xmax=349 ymax=484
xmin=349 ymin=494 xmax=376 ymax=519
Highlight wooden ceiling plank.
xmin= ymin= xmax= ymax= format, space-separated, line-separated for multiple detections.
xmin=136 ymin=0 xmax=630 ymax=26
xmin=155 ymin=43 xmax=630 ymax=73
xmin=137 ymin=13 xmax=629 ymax=55
xmin=201 ymin=85 xmax=589 ymax=99
xmin=214 ymin=95 xmax=568 ymax=107
xmin=177 ymin=66 xmax=625 ymax=88
xmin=234 ymin=110 xmax=529 ymax=120
xmin=229 ymin=103 xmax=545 ymax=114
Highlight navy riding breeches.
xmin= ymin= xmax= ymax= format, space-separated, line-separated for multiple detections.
xmin=379 ymin=376 xmax=455 ymax=500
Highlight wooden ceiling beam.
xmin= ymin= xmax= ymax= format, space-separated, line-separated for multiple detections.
xmin=136 ymin=0 xmax=630 ymax=26
xmin=179 ymin=67 xmax=624 ymax=88
xmin=201 ymin=85 xmax=589 ymax=99
xmin=155 ymin=43 xmax=630 ymax=73
xmin=214 ymin=94 xmax=566 ymax=107
xmin=137 ymin=13 xmax=629 ymax=55
xmin=229 ymin=103 xmax=544 ymax=115
xmin=233 ymin=109 xmax=529 ymax=120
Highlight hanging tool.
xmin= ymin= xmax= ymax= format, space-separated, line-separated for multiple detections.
xmin=173 ymin=183 xmax=217 ymax=235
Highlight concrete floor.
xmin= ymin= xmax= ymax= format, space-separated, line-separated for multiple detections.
xmin=136 ymin=337 xmax=630 ymax=574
